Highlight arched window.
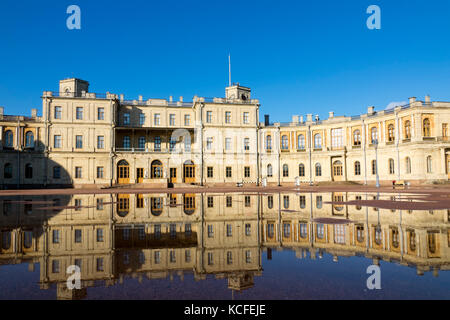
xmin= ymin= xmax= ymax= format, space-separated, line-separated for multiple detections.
xmin=151 ymin=160 xmax=163 ymax=178
xmin=404 ymin=120 xmax=411 ymax=139
xmin=354 ymin=161 xmax=361 ymax=176
xmin=297 ymin=134 xmax=305 ymax=150
xmin=353 ymin=130 xmax=361 ymax=146
xmin=423 ymin=118 xmax=431 ymax=137
xmin=266 ymin=135 xmax=272 ymax=151
xmin=388 ymin=124 xmax=395 ymax=142
xmin=389 ymin=159 xmax=395 ymax=175
xmin=150 ymin=197 xmax=163 ymax=216
xmin=314 ymin=134 xmax=322 ymax=149
xmin=282 ymin=164 xmax=289 ymax=177
xmin=281 ymin=135 xmax=289 ymax=150
xmin=4 ymin=130 xmax=13 ymax=148
xmin=4 ymin=163 xmax=12 ymax=179
xmin=427 ymin=156 xmax=432 ymax=173
xmin=267 ymin=164 xmax=273 ymax=177
xmin=138 ymin=136 xmax=146 ymax=150
xmin=299 ymin=163 xmax=305 ymax=177
xmin=356 ymin=226 xmax=364 ymax=243
xmin=25 ymin=131 xmax=34 ymax=148
xmin=371 ymin=160 xmax=377 ymax=175
xmin=406 ymin=157 xmax=411 ymax=174
xmin=371 ymin=127 xmax=378 ymax=144
xmin=315 ymin=163 xmax=322 ymax=177
xmin=25 ymin=164 xmax=33 ymax=179
xmin=375 ymin=228 xmax=382 ymax=246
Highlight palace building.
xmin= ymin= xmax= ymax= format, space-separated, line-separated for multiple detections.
xmin=0 ymin=78 xmax=449 ymax=188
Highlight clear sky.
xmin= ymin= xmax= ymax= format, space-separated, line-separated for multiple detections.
xmin=1 ymin=0 xmax=450 ymax=122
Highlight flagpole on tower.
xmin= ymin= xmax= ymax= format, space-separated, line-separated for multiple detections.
xmin=228 ymin=54 xmax=231 ymax=87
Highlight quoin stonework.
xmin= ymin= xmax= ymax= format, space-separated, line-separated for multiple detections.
xmin=0 ymin=78 xmax=449 ymax=188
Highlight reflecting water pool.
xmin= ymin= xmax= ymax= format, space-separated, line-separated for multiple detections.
xmin=0 ymin=191 xmax=449 ymax=300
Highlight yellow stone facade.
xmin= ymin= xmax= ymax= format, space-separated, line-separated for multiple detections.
xmin=0 ymin=78 xmax=449 ymax=188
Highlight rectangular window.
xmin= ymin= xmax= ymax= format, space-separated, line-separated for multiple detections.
xmin=185 ymin=250 xmax=191 ymax=263
xmin=226 ymin=196 xmax=232 ymax=207
xmin=97 ymin=136 xmax=104 ymax=149
xmin=74 ymin=229 xmax=82 ymax=243
xmin=52 ymin=260 xmax=60 ymax=273
xmin=52 ymin=230 xmax=60 ymax=244
xmin=226 ymin=167 xmax=232 ymax=178
xmin=245 ymin=195 xmax=251 ymax=207
xmin=96 ymin=229 xmax=104 ymax=242
xmin=54 ymin=135 xmax=62 ymax=148
xmin=184 ymin=114 xmax=190 ymax=126
xmin=225 ymin=112 xmax=231 ymax=124
xmin=227 ymin=251 xmax=233 ymax=265
xmin=96 ymin=198 xmax=104 ymax=210
xmin=76 ymin=107 xmax=83 ymax=120
xmin=331 ymin=128 xmax=343 ymax=149
xmin=53 ymin=166 xmax=61 ymax=179
xmin=207 ymin=167 xmax=213 ymax=178
xmin=96 ymin=258 xmax=104 ymax=271
xmin=97 ymin=107 xmax=104 ymax=120
xmin=139 ymin=113 xmax=146 ymax=126
xmin=74 ymin=199 xmax=82 ymax=211
xmin=169 ymin=114 xmax=175 ymax=126
xmin=154 ymin=113 xmax=160 ymax=126
xmin=207 ymin=196 xmax=214 ymax=208
xmin=154 ymin=136 xmax=161 ymax=151
xmin=243 ymin=112 xmax=249 ymax=124
xmin=206 ymin=111 xmax=212 ymax=123
xmin=245 ymin=250 xmax=251 ymax=263
xmin=245 ymin=224 xmax=251 ymax=236
xmin=244 ymin=138 xmax=250 ymax=151
xmin=75 ymin=135 xmax=83 ymax=149
xmin=226 ymin=224 xmax=232 ymax=237
xmin=96 ymin=166 xmax=104 ymax=179
xmin=206 ymin=137 xmax=213 ymax=150
xmin=225 ymin=138 xmax=231 ymax=150
xmin=208 ymin=252 xmax=214 ymax=265
xmin=207 ymin=225 xmax=214 ymax=238
xmin=244 ymin=166 xmax=250 ymax=178
xmin=54 ymin=106 xmax=62 ymax=119
xmin=123 ymin=113 xmax=130 ymax=125
xmin=75 ymin=167 xmax=82 ymax=179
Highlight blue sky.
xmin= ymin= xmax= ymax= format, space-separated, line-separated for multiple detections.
xmin=1 ymin=0 xmax=450 ymax=122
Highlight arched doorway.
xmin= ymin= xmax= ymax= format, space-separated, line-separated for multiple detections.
xmin=151 ymin=160 xmax=163 ymax=179
xmin=183 ymin=160 xmax=195 ymax=183
xmin=117 ymin=160 xmax=130 ymax=184
xmin=332 ymin=160 xmax=343 ymax=181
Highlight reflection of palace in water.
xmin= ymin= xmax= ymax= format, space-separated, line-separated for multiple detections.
xmin=0 ymin=192 xmax=449 ymax=299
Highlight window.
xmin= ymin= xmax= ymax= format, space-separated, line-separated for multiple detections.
xmin=184 ymin=114 xmax=190 ymax=126
xmin=227 ymin=251 xmax=233 ymax=265
xmin=4 ymin=163 xmax=12 ymax=179
xmin=315 ymin=163 xmax=322 ymax=177
xmin=207 ymin=196 xmax=214 ymax=208
xmin=97 ymin=107 xmax=104 ymax=120
xmin=423 ymin=118 xmax=431 ymax=137
xmin=169 ymin=137 xmax=176 ymax=151
xmin=52 ymin=230 xmax=60 ymax=244
xmin=169 ymin=114 xmax=175 ymax=126
xmin=96 ymin=229 xmax=104 ymax=242
xmin=206 ymin=137 xmax=213 ymax=150
xmin=184 ymin=136 xmax=191 ymax=152
xmin=245 ymin=251 xmax=251 ymax=263
xmin=53 ymin=166 xmax=61 ymax=179
xmin=406 ymin=157 xmax=411 ymax=174
xmin=123 ymin=136 xmax=130 ymax=149
xmin=154 ymin=252 xmax=161 ymax=264
xmin=267 ymin=224 xmax=274 ymax=238
xmin=244 ymin=166 xmax=250 ymax=178
xmin=74 ymin=199 xmax=82 ymax=211
xmin=138 ymin=136 xmax=145 ymax=149
xmin=52 ymin=260 xmax=60 ymax=273
xmin=55 ymin=106 xmax=62 ymax=119
xmin=185 ymin=250 xmax=191 ymax=263
xmin=388 ymin=124 xmax=395 ymax=142
xmin=267 ymin=164 xmax=273 ymax=177
xmin=300 ymin=223 xmax=308 ymax=238
xmin=371 ymin=127 xmax=378 ymax=144
xmin=225 ymin=138 xmax=231 ymax=151
xmin=243 ymin=112 xmax=249 ymax=124
xmin=356 ymin=225 xmax=364 ymax=243
xmin=404 ymin=120 xmax=411 ymax=139
xmin=206 ymin=111 xmax=212 ymax=123
xmin=316 ymin=224 xmax=324 ymax=239
xmin=353 ymin=130 xmax=361 ymax=146
xmin=54 ymin=135 xmax=62 ymax=148
xmin=96 ymin=198 xmax=104 ymax=210
xmin=97 ymin=258 xmax=104 ymax=271
xmin=283 ymin=195 xmax=289 ymax=209
xmin=4 ymin=130 xmax=13 ymax=148
xmin=207 ymin=167 xmax=214 ymax=178
xmin=25 ymin=132 xmax=34 ymax=148
xmin=97 ymin=136 xmax=104 ymax=149
xmin=299 ymin=164 xmax=305 ymax=177
xmin=151 ymin=160 xmax=163 ymax=178
xmin=245 ymin=195 xmax=251 ymax=207
xmin=245 ymin=224 xmax=251 ymax=236
xmin=281 ymin=135 xmax=289 ymax=150
xmin=268 ymin=195 xmax=273 ymax=209
xmin=331 ymin=128 xmax=343 ymax=149
xmin=154 ymin=113 xmax=160 ymax=126
xmin=297 ymin=134 xmax=305 ymax=150
xmin=427 ymin=156 xmax=432 ymax=173
xmin=225 ymin=112 xmax=231 ymax=124
xmin=75 ymin=135 xmax=83 ymax=149
xmin=76 ymin=107 xmax=83 ymax=120
xmin=244 ymin=138 xmax=250 ymax=151
xmin=299 ymin=195 xmax=306 ymax=209
xmin=25 ymin=164 xmax=33 ymax=179
xmin=74 ymin=229 xmax=82 ymax=243
xmin=97 ymin=167 xmax=104 ymax=179
xmin=226 ymin=167 xmax=232 ymax=178
xmin=266 ymin=135 xmax=272 ymax=151
xmin=123 ymin=113 xmax=130 ymax=125
xmin=154 ymin=137 xmax=161 ymax=152
xmin=75 ymin=167 xmax=82 ymax=179
xmin=389 ymin=159 xmax=395 ymax=175
xmin=334 ymin=225 xmax=345 ymax=244
xmin=354 ymin=161 xmax=361 ymax=176
xmin=208 ymin=225 xmax=214 ymax=238
xmin=316 ymin=195 xmax=323 ymax=209
xmin=185 ymin=224 xmax=192 ymax=237
xmin=283 ymin=223 xmax=291 ymax=238
xmin=139 ymin=113 xmax=146 ymax=126
xmin=226 ymin=224 xmax=232 ymax=237
xmin=283 ymin=164 xmax=289 ymax=177
xmin=372 ymin=160 xmax=377 ymax=175
xmin=208 ymin=252 xmax=214 ymax=265
xmin=226 ymin=196 xmax=232 ymax=207
xmin=314 ymin=134 xmax=322 ymax=149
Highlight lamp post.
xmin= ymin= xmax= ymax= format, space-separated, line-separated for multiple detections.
xmin=374 ymin=138 xmax=380 ymax=188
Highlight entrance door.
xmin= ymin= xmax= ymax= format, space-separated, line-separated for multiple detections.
xmin=332 ymin=160 xmax=343 ymax=182
xmin=136 ymin=168 xmax=144 ymax=183
xmin=117 ymin=160 xmax=130 ymax=184
xmin=170 ymin=168 xmax=177 ymax=183
xmin=184 ymin=162 xmax=196 ymax=184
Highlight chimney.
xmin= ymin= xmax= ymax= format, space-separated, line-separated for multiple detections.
xmin=306 ymin=114 xmax=313 ymax=122
xmin=300 ymin=116 xmax=304 ymax=123
xmin=409 ymin=97 xmax=416 ymax=104
xmin=31 ymin=108 xmax=38 ymax=118
xmin=328 ymin=111 xmax=334 ymax=118
xmin=179 ymin=96 xmax=183 ymax=102
xmin=367 ymin=106 xmax=375 ymax=115
xmin=315 ymin=115 xmax=319 ymax=122
xmin=169 ymin=96 xmax=173 ymax=102
xmin=264 ymin=115 xmax=270 ymax=126
xmin=292 ymin=115 xmax=299 ymax=123
xmin=138 ymin=95 xmax=143 ymax=102
xmin=120 ymin=94 xmax=124 ymax=101
xmin=425 ymin=95 xmax=431 ymax=104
